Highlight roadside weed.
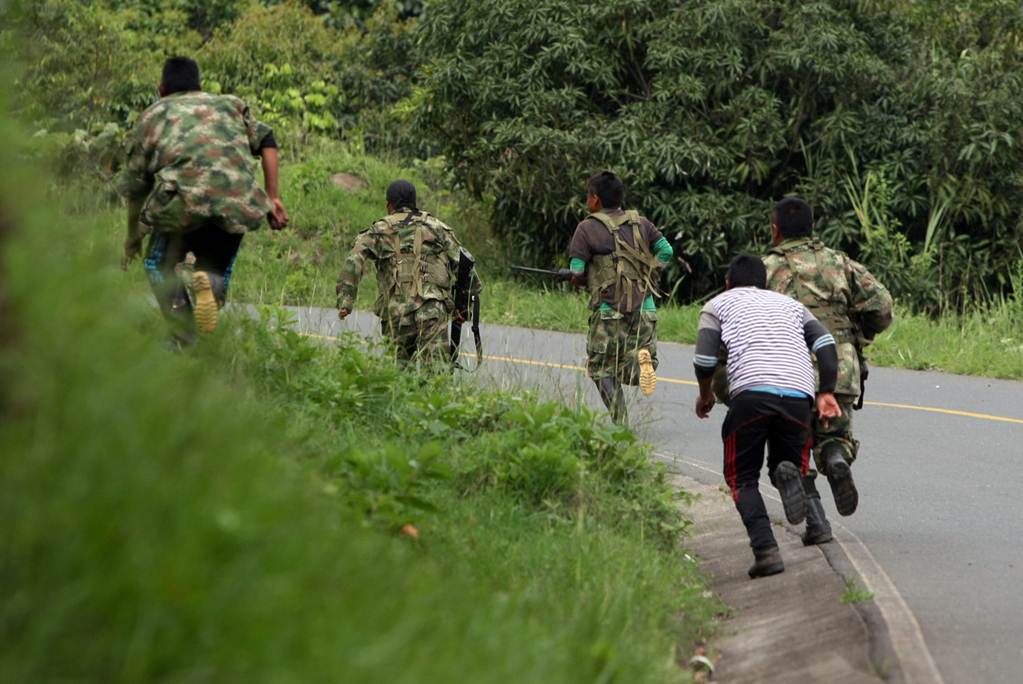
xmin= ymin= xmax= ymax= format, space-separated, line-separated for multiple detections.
xmin=840 ymin=579 xmax=876 ymax=604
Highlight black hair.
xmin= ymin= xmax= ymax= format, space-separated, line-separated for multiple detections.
xmin=726 ymin=254 xmax=767 ymax=289
xmin=386 ymin=179 xmax=417 ymax=210
xmin=587 ymin=171 xmax=624 ymax=209
xmin=161 ymin=56 xmax=201 ymax=95
xmin=773 ymin=197 xmax=813 ymax=238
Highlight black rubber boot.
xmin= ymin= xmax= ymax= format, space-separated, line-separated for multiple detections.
xmin=771 ymin=461 xmax=806 ymax=525
xmin=596 ymin=377 xmax=628 ymax=425
xmin=748 ymin=546 xmax=785 ymax=578
xmin=801 ymin=473 xmax=833 ymax=545
xmin=823 ymin=443 xmax=858 ymax=516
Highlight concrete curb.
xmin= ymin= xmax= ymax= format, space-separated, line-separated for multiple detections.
xmin=672 ymin=472 xmax=890 ymax=683
xmin=812 ymin=527 xmax=903 ymax=683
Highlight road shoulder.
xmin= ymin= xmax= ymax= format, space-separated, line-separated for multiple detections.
xmin=674 ymin=473 xmax=891 ymax=683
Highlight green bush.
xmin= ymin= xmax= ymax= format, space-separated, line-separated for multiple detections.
xmin=12 ymin=0 xmax=196 ymax=129
xmin=222 ymin=309 xmax=687 ymax=542
xmin=414 ymin=0 xmax=1023 ymax=313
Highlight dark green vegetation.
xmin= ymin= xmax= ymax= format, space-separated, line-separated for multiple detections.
xmin=0 ymin=100 xmax=719 ymax=684
xmin=15 ymin=0 xmax=1023 ymax=323
xmin=415 ymin=0 xmax=1023 ymax=313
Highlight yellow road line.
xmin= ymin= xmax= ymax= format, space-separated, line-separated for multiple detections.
xmin=864 ymin=400 xmax=1023 ymax=425
xmin=300 ymin=331 xmax=1023 ymax=426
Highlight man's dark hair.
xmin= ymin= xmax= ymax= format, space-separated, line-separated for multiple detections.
xmin=587 ymin=171 xmax=624 ymax=209
xmin=773 ymin=197 xmax=814 ymax=238
xmin=726 ymin=254 xmax=767 ymax=289
xmin=161 ymin=57 xmax=201 ymax=95
xmin=386 ymin=179 xmax=417 ymax=210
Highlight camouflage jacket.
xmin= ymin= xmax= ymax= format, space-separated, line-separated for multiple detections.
xmin=337 ymin=209 xmax=480 ymax=323
xmin=118 ymin=91 xmax=273 ymax=235
xmin=764 ymin=237 xmax=893 ymax=396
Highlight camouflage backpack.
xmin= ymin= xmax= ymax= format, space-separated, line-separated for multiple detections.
xmin=585 ymin=210 xmax=662 ymax=311
xmin=373 ymin=210 xmax=454 ymax=308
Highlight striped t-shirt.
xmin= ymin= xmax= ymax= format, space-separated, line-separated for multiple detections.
xmin=693 ymin=287 xmax=834 ymax=398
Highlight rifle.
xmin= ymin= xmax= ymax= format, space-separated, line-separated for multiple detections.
xmin=451 ymin=248 xmax=482 ymax=369
xmin=854 ymin=340 xmax=869 ymax=410
xmin=510 ymin=265 xmax=574 ymax=281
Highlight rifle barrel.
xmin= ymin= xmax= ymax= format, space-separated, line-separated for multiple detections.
xmin=510 ymin=265 xmax=572 ymax=279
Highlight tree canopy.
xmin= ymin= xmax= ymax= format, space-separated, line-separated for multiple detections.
xmin=11 ymin=0 xmax=1023 ymax=310
xmin=414 ymin=0 xmax=1023 ymax=309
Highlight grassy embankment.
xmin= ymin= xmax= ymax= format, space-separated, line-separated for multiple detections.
xmin=235 ymin=143 xmax=1023 ymax=381
xmin=1 ymin=128 xmax=720 ymax=680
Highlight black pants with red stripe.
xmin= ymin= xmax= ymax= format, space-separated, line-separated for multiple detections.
xmin=722 ymin=391 xmax=813 ymax=553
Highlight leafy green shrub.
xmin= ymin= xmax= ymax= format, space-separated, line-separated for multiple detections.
xmin=13 ymin=0 xmax=195 ymax=129
xmin=220 ymin=308 xmax=687 ymax=543
xmin=414 ymin=0 xmax=1023 ymax=313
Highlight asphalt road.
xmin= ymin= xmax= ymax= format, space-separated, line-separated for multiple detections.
xmin=290 ymin=305 xmax=1023 ymax=684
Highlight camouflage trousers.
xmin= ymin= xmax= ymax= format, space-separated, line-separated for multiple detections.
xmin=813 ymin=394 xmax=858 ymax=470
xmin=586 ymin=308 xmax=658 ymax=384
xmin=382 ymin=301 xmax=451 ymax=371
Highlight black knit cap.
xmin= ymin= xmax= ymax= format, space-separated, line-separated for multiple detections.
xmin=386 ymin=179 xmax=417 ymax=210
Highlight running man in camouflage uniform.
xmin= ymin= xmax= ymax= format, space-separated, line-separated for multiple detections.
xmin=765 ymin=197 xmax=893 ymax=541
xmin=569 ymin=171 xmax=673 ymax=424
xmin=337 ymin=180 xmax=480 ymax=370
xmin=119 ymin=57 xmax=289 ymax=343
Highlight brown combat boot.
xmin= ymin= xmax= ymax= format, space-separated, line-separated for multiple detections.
xmin=748 ymin=547 xmax=785 ymax=578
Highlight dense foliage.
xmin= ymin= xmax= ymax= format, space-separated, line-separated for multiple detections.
xmin=414 ymin=0 xmax=1023 ymax=311
xmin=12 ymin=0 xmax=1023 ymax=312
xmin=12 ymin=0 xmax=417 ymax=155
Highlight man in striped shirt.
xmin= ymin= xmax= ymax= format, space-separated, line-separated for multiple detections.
xmin=693 ymin=255 xmax=841 ymax=578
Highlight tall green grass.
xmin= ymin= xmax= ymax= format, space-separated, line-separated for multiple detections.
xmin=231 ymin=145 xmax=499 ymax=308
xmin=1 ymin=107 xmax=718 ymax=682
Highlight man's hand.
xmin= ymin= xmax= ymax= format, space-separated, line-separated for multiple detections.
xmin=452 ymin=309 xmax=466 ymax=324
xmin=268 ymin=198 xmax=289 ymax=230
xmin=696 ymin=393 xmax=716 ymax=419
xmin=570 ymin=272 xmax=586 ymax=288
xmin=816 ymin=392 xmax=842 ymax=428
xmin=121 ymin=237 xmax=143 ymax=271
xmin=338 ymin=308 xmax=350 ymax=320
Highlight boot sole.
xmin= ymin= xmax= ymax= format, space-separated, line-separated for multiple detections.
xmin=774 ymin=461 xmax=806 ymax=525
xmin=827 ymin=460 xmax=858 ymax=516
xmin=638 ymin=349 xmax=656 ymax=396
xmin=191 ymin=271 xmax=219 ymax=334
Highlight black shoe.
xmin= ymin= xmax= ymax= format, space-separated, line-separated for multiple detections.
xmin=801 ymin=474 xmax=833 ymax=545
xmin=823 ymin=445 xmax=858 ymax=516
xmin=802 ymin=497 xmax=833 ymax=545
xmin=748 ymin=547 xmax=785 ymax=578
xmin=773 ymin=461 xmax=806 ymax=525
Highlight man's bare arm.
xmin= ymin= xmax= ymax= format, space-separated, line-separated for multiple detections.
xmin=260 ymin=147 xmax=289 ymax=229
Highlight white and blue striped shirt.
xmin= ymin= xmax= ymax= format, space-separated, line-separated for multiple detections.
xmin=693 ymin=287 xmax=835 ymax=398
